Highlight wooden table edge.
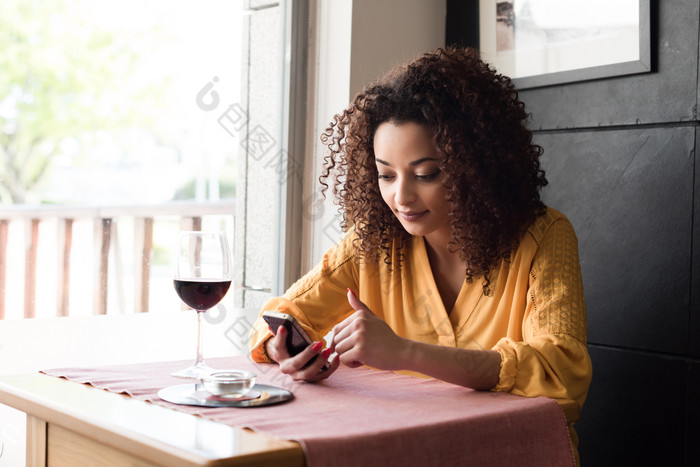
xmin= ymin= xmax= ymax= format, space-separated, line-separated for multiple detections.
xmin=0 ymin=373 xmax=305 ymax=467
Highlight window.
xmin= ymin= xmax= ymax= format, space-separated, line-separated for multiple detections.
xmin=0 ymin=0 xmax=305 ymax=318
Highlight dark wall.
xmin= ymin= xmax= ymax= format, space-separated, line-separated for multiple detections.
xmin=447 ymin=1 xmax=699 ymax=465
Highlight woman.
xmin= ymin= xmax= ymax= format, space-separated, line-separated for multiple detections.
xmin=249 ymin=47 xmax=591 ymax=453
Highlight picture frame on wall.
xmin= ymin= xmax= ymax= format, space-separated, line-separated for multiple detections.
xmin=478 ymin=0 xmax=652 ymax=89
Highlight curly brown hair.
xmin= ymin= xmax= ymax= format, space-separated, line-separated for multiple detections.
xmin=319 ymin=47 xmax=547 ymax=288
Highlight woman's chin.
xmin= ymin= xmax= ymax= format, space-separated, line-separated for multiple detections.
xmin=398 ymin=222 xmax=427 ymax=237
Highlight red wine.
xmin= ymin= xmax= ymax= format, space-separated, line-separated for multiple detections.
xmin=174 ymin=279 xmax=231 ymax=311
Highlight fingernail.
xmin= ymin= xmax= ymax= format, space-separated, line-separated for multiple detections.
xmin=311 ymin=341 xmax=323 ymax=352
xmin=268 ymin=325 xmax=272 ymax=332
xmin=278 ymin=326 xmax=285 ymax=335
xmin=347 ymin=288 xmax=355 ymax=296
xmin=321 ymin=348 xmax=332 ymax=359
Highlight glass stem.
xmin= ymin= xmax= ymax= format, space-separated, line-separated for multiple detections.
xmin=194 ymin=310 xmax=205 ymax=367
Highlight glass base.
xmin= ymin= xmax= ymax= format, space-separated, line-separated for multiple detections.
xmin=171 ymin=362 xmax=215 ymax=379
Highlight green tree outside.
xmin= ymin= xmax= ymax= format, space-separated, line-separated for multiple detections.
xmin=0 ymin=0 xmax=172 ymax=204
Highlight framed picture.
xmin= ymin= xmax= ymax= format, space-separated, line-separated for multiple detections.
xmin=478 ymin=0 xmax=652 ymax=89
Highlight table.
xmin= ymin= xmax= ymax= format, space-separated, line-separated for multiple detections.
xmin=0 ymin=369 xmax=579 ymax=467
xmin=0 ymin=373 xmax=304 ymax=466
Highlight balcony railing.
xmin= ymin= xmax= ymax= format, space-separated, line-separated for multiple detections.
xmin=0 ymin=201 xmax=236 ymax=319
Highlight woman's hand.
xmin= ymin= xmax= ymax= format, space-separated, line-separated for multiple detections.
xmin=331 ymin=289 xmax=409 ymax=370
xmin=265 ymin=325 xmax=340 ymax=382
xmin=332 ymin=289 xmax=501 ymax=389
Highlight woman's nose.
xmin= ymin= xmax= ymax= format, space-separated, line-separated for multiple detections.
xmin=394 ymin=178 xmax=416 ymax=206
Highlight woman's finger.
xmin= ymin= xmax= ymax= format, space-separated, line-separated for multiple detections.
xmin=329 ymin=289 xmax=365 ymax=343
xmin=331 ymin=315 xmax=355 ymax=348
xmin=336 ymin=346 xmax=364 ymax=368
xmin=332 ymin=322 xmax=358 ymax=356
xmin=309 ymin=353 xmax=341 ymax=381
xmin=289 ymin=347 xmax=337 ymax=382
xmin=330 ymin=311 xmax=355 ymax=345
xmin=333 ymin=307 xmax=376 ymax=351
xmin=346 ymin=288 xmax=371 ymax=313
xmin=279 ymin=340 xmax=324 ymax=375
xmin=267 ymin=325 xmax=291 ymax=362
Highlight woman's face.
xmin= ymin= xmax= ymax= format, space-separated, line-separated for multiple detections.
xmin=373 ymin=121 xmax=451 ymax=243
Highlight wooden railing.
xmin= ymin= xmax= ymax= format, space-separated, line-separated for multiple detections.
xmin=0 ymin=201 xmax=236 ymax=319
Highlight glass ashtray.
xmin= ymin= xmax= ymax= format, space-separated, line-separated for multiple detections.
xmin=200 ymin=370 xmax=256 ymax=398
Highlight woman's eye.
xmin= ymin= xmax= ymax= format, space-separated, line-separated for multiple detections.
xmin=417 ymin=172 xmax=440 ymax=181
xmin=377 ymin=174 xmax=395 ymax=181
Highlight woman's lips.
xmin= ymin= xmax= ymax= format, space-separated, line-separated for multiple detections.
xmin=398 ymin=210 xmax=427 ymax=221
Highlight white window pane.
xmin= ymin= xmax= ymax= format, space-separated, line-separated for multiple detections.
xmin=0 ymin=0 xmax=290 ymax=316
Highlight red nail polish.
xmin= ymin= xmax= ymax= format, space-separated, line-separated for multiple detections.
xmin=321 ymin=348 xmax=332 ymax=359
xmin=268 ymin=325 xmax=273 ymax=332
xmin=278 ymin=326 xmax=285 ymax=335
xmin=312 ymin=342 xmax=323 ymax=352
xmin=347 ymin=288 xmax=355 ymax=295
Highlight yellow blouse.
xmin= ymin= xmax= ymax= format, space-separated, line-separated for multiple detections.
xmin=249 ymin=207 xmax=592 ymax=409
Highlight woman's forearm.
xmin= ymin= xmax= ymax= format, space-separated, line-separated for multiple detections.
xmin=400 ymin=340 xmax=501 ymax=391
xmin=333 ymin=291 xmax=502 ymax=389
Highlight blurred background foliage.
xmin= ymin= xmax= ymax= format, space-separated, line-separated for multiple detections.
xmin=0 ymin=0 xmax=238 ymax=205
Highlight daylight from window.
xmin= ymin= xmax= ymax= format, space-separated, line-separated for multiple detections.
xmin=0 ymin=0 xmax=244 ymax=205
xmin=0 ymin=0 xmax=246 ymax=319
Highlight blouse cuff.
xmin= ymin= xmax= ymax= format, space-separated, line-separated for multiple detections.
xmin=491 ymin=337 xmax=518 ymax=392
xmin=250 ymin=335 xmax=274 ymax=363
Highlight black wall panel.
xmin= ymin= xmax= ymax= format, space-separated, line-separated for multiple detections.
xmin=520 ymin=0 xmax=699 ymax=130
xmin=687 ymin=362 xmax=700 ymax=464
xmin=536 ymin=128 xmax=694 ymax=354
xmin=576 ymin=346 xmax=687 ymax=466
xmin=692 ymin=128 xmax=700 ymax=358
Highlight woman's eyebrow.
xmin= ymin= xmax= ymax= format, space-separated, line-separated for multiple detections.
xmin=409 ymin=157 xmax=439 ymax=166
xmin=375 ymin=157 xmax=438 ymax=167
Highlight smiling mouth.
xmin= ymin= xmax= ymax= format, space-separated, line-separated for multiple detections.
xmin=398 ymin=210 xmax=428 ymax=221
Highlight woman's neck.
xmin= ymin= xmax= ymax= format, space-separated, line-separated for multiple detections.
xmin=423 ymin=232 xmax=467 ymax=313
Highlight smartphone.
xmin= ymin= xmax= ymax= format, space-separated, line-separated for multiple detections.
xmin=262 ymin=310 xmax=328 ymax=369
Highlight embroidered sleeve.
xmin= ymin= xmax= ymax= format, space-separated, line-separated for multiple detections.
xmin=527 ymin=217 xmax=587 ymax=343
xmin=492 ymin=217 xmax=592 ymax=407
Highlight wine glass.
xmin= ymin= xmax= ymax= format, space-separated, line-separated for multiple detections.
xmin=172 ymin=231 xmax=232 ymax=378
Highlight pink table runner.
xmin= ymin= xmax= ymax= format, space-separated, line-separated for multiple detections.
xmin=42 ymin=356 xmax=574 ymax=467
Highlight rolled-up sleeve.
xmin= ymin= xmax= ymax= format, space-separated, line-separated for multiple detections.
xmin=249 ymin=231 xmax=359 ymax=362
